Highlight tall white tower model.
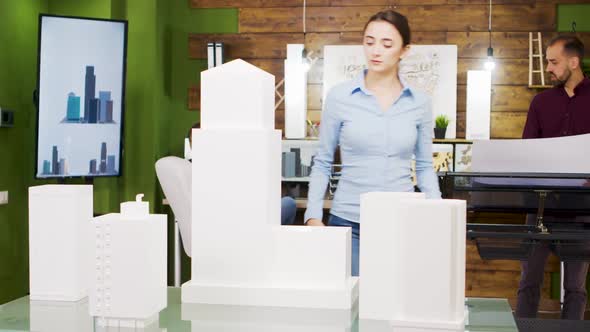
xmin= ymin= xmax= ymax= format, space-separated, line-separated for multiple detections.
xmin=28 ymin=185 xmax=93 ymax=301
xmin=181 ymin=59 xmax=358 ymax=309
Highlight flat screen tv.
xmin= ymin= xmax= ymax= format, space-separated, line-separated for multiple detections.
xmin=35 ymin=15 xmax=127 ymax=179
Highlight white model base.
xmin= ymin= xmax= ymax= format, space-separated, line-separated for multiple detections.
xmin=94 ymin=313 xmax=159 ymax=328
xmin=360 ymin=311 xmax=466 ymax=331
xmin=361 ymin=306 xmax=468 ymax=332
xmin=388 ymin=316 xmax=464 ymax=331
xmin=182 ymin=300 xmax=357 ymax=332
xmin=29 ymin=294 xmax=87 ymax=302
xmin=360 ymin=317 xmax=466 ymax=332
xmin=181 ymin=277 xmax=359 ymax=310
xmin=30 ymin=298 xmax=92 ymax=332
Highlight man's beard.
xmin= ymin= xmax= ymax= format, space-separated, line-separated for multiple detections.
xmin=549 ymin=68 xmax=571 ymax=86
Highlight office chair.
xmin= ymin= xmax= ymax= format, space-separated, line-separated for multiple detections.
xmin=155 ymin=156 xmax=192 ymax=259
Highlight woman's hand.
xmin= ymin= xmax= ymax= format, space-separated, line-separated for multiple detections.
xmin=306 ymin=218 xmax=325 ymax=226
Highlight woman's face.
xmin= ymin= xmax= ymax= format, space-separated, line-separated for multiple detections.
xmin=363 ymin=20 xmax=408 ymax=74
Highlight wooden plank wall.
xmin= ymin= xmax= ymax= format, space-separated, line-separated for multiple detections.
xmin=466 ymin=240 xmax=559 ymax=298
xmin=188 ymin=0 xmax=583 ymax=302
xmin=188 ymin=0 xmax=590 ymax=138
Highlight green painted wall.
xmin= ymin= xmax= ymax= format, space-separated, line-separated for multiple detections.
xmin=0 ymin=0 xmax=48 ymax=305
xmin=557 ymin=4 xmax=590 ymax=78
xmin=47 ymin=0 xmax=111 ymax=18
xmin=558 ymin=4 xmax=590 ymax=33
xmin=164 ymin=6 xmax=238 ymax=158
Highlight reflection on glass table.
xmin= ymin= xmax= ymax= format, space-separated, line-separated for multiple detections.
xmin=0 ymin=288 xmax=518 ymax=332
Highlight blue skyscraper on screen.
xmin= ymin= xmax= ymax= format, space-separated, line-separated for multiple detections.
xmin=66 ymin=92 xmax=81 ymax=121
xmin=52 ymin=146 xmax=59 ymax=175
xmin=107 ymin=155 xmax=116 ymax=173
xmin=84 ymin=66 xmax=96 ymax=122
xmin=98 ymin=91 xmax=111 ymax=123
xmin=42 ymin=160 xmax=51 ymax=174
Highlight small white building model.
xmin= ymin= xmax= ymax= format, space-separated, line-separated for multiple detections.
xmin=360 ymin=192 xmax=466 ymax=330
xmin=28 ymin=185 xmax=93 ymax=301
xmin=89 ymin=194 xmax=167 ymax=327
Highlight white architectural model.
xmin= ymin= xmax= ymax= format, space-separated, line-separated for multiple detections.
xmin=182 ymin=59 xmax=358 ymax=309
xmin=28 ymin=185 xmax=93 ymax=301
xmin=284 ymin=44 xmax=308 ymax=139
xmin=466 ymin=70 xmax=492 ymax=140
xmin=89 ymin=195 xmax=167 ymax=327
xmin=359 ymin=192 xmax=466 ymax=330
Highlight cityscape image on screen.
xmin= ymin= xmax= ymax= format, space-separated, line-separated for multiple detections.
xmin=62 ymin=66 xmax=117 ymax=125
xmin=40 ymin=142 xmax=118 ymax=176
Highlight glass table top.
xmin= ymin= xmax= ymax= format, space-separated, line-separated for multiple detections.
xmin=0 ymin=287 xmax=518 ymax=331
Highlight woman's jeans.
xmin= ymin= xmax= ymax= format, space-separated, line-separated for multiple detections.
xmin=328 ymin=214 xmax=360 ymax=276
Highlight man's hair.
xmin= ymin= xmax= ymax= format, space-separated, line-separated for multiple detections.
xmin=548 ymin=35 xmax=584 ymax=61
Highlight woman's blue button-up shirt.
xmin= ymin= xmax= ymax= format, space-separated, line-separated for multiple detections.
xmin=304 ymin=71 xmax=442 ymax=223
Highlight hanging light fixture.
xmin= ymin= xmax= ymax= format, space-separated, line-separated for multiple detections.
xmin=484 ymin=0 xmax=495 ymax=71
xmin=301 ymin=0 xmax=313 ymax=71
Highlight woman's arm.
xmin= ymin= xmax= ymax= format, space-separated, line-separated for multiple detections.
xmin=414 ymin=99 xmax=442 ymax=199
xmin=304 ymin=92 xmax=342 ymax=224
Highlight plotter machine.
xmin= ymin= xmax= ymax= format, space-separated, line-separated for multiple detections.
xmin=441 ymin=171 xmax=590 ymax=261
xmin=440 ymin=134 xmax=590 ymax=262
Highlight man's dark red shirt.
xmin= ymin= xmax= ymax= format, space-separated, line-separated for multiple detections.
xmin=522 ymin=77 xmax=590 ymax=139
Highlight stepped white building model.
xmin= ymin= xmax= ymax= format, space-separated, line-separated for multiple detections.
xmin=181 ymin=59 xmax=358 ymax=309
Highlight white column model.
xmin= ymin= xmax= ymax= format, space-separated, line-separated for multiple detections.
xmin=28 ymin=185 xmax=93 ymax=301
xmin=359 ymin=192 xmax=466 ymax=330
xmin=89 ymin=195 xmax=167 ymax=328
xmin=182 ymin=59 xmax=358 ymax=309
xmin=466 ymin=70 xmax=492 ymax=140
xmin=284 ymin=44 xmax=308 ymax=139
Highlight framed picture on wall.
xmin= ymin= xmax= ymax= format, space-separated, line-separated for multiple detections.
xmin=322 ymin=44 xmax=458 ymax=138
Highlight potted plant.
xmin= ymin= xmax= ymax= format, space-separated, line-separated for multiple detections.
xmin=434 ymin=115 xmax=449 ymax=139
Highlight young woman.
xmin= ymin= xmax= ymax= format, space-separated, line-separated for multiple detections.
xmin=304 ymin=10 xmax=441 ymax=276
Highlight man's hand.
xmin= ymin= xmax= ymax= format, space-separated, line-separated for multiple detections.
xmin=306 ymin=218 xmax=325 ymax=226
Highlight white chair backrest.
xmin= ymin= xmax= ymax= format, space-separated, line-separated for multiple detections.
xmin=155 ymin=156 xmax=192 ymax=257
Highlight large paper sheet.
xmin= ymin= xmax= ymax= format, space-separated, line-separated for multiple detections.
xmin=471 ymin=134 xmax=590 ymax=174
